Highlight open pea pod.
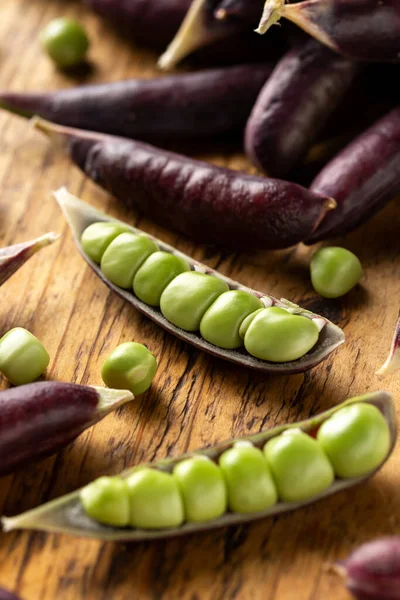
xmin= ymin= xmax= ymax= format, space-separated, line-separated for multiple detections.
xmin=54 ymin=188 xmax=344 ymax=373
xmin=0 ymin=233 xmax=58 ymax=286
xmin=2 ymin=391 xmax=395 ymax=540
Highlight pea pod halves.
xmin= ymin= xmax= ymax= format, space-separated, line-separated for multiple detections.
xmin=55 ymin=188 xmax=343 ymax=374
xmin=2 ymin=391 xmax=395 ymax=540
xmin=0 ymin=233 xmax=58 ymax=287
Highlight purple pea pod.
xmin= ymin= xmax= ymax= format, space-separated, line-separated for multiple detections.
xmin=0 ymin=382 xmax=133 ymax=477
xmin=306 ymin=106 xmax=400 ymax=243
xmin=245 ymin=38 xmax=358 ymax=177
xmin=257 ymin=0 xmax=400 ymax=63
xmin=0 ymin=589 xmax=22 ymax=600
xmin=214 ymin=0 xmax=264 ymax=23
xmin=336 ymin=537 xmax=400 ymax=599
xmin=0 ymin=233 xmax=58 ymax=287
xmin=377 ymin=312 xmax=400 ymax=378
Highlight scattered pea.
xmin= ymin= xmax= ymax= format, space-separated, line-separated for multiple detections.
xmin=126 ymin=468 xmax=184 ymax=529
xmin=80 ymin=476 xmax=130 ymax=527
xmin=81 ymin=222 xmax=128 ymax=264
xmin=160 ymin=272 xmax=229 ymax=332
xmin=317 ymin=403 xmax=391 ymax=478
xmin=133 ymin=251 xmax=190 ymax=306
xmin=244 ymin=307 xmax=319 ymax=363
xmin=264 ymin=429 xmax=334 ymax=502
xmin=200 ymin=291 xmax=263 ymax=350
xmin=219 ymin=442 xmax=277 ymax=513
xmin=101 ymin=342 xmax=157 ymax=396
xmin=0 ymin=328 xmax=50 ymax=386
xmin=310 ymin=246 xmax=363 ymax=298
xmin=101 ymin=233 xmax=158 ymax=289
xmin=40 ymin=18 xmax=90 ymax=69
xmin=173 ymin=456 xmax=227 ymax=522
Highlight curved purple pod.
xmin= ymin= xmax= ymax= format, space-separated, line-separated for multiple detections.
xmin=33 ymin=119 xmax=335 ymax=251
xmin=0 ymin=233 xmax=58 ymax=287
xmin=245 ymin=39 xmax=358 ymax=177
xmin=306 ymin=106 xmax=400 ymax=243
xmin=0 ymin=382 xmax=133 ymax=477
xmin=0 ymin=64 xmax=274 ymax=144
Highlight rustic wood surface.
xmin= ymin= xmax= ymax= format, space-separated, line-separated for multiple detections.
xmin=0 ymin=1 xmax=399 ymax=598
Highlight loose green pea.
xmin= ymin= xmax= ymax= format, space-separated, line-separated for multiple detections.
xmin=200 ymin=291 xmax=263 ymax=350
xmin=126 ymin=468 xmax=184 ymax=529
xmin=100 ymin=233 xmax=158 ymax=289
xmin=244 ymin=307 xmax=319 ymax=363
xmin=160 ymin=272 xmax=229 ymax=332
xmin=238 ymin=308 xmax=265 ymax=339
xmin=80 ymin=476 xmax=130 ymax=527
xmin=81 ymin=222 xmax=128 ymax=264
xmin=264 ymin=429 xmax=334 ymax=502
xmin=101 ymin=342 xmax=157 ymax=396
xmin=133 ymin=252 xmax=190 ymax=307
xmin=0 ymin=328 xmax=50 ymax=386
xmin=173 ymin=456 xmax=227 ymax=522
xmin=219 ymin=442 xmax=277 ymax=513
xmin=317 ymin=403 xmax=391 ymax=478
xmin=40 ymin=18 xmax=89 ymax=68
xmin=310 ymin=246 xmax=363 ymax=298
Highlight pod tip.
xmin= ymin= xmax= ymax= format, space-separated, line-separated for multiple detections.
xmin=94 ymin=386 xmax=134 ymax=414
xmin=1 ymin=516 xmax=16 ymax=532
xmin=214 ymin=8 xmax=227 ymax=20
xmin=256 ymin=0 xmax=284 ymax=34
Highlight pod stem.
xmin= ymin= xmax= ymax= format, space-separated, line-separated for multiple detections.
xmin=376 ymin=312 xmax=400 ymax=378
xmin=0 ymin=232 xmax=59 ymax=286
xmin=256 ymin=0 xmax=285 ymax=33
xmin=94 ymin=386 xmax=134 ymax=415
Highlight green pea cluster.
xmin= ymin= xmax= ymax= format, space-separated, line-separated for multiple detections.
xmin=81 ymin=222 xmax=320 ymax=363
xmin=80 ymin=402 xmax=390 ymax=529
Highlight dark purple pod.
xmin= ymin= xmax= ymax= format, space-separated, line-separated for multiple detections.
xmin=214 ymin=0 xmax=264 ymax=23
xmin=244 ymin=39 xmax=358 ymax=177
xmin=306 ymin=106 xmax=400 ymax=243
xmin=0 ymin=233 xmax=58 ymax=287
xmin=257 ymin=0 xmax=400 ymax=63
xmin=34 ymin=119 xmax=335 ymax=251
xmin=0 ymin=64 xmax=274 ymax=145
xmin=0 ymin=589 xmax=22 ymax=600
xmin=0 ymin=382 xmax=133 ymax=477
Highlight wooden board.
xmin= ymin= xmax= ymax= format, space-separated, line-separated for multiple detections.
xmin=0 ymin=1 xmax=399 ymax=598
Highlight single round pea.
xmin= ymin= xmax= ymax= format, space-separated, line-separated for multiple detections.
xmin=133 ymin=252 xmax=190 ymax=307
xmin=219 ymin=442 xmax=277 ymax=514
xmin=80 ymin=476 xmax=130 ymax=527
xmin=310 ymin=246 xmax=363 ymax=298
xmin=40 ymin=18 xmax=90 ymax=68
xmin=317 ymin=403 xmax=391 ymax=478
xmin=101 ymin=342 xmax=157 ymax=396
xmin=81 ymin=222 xmax=128 ymax=264
xmin=264 ymin=429 xmax=334 ymax=502
xmin=126 ymin=468 xmax=184 ymax=529
xmin=244 ymin=307 xmax=319 ymax=363
xmin=239 ymin=308 xmax=265 ymax=339
xmin=0 ymin=328 xmax=50 ymax=386
xmin=200 ymin=291 xmax=263 ymax=350
xmin=173 ymin=456 xmax=227 ymax=522
xmin=160 ymin=272 xmax=229 ymax=332
xmin=100 ymin=233 xmax=158 ymax=289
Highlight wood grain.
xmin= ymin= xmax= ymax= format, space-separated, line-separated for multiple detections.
xmin=0 ymin=1 xmax=399 ymax=598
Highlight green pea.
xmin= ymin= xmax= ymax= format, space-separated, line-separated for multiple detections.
xmin=310 ymin=246 xmax=363 ymax=298
xmin=81 ymin=222 xmax=128 ymax=264
xmin=0 ymin=328 xmax=50 ymax=386
xmin=219 ymin=442 xmax=277 ymax=513
xmin=126 ymin=468 xmax=184 ymax=529
xmin=200 ymin=291 xmax=263 ymax=350
xmin=173 ymin=456 xmax=227 ymax=522
xmin=80 ymin=476 xmax=130 ymax=527
xmin=101 ymin=342 xmax=157 ymax=396
xmin=264 ymin=429 xmax=334 ymax=502
xmin=244 ymin=307 xmax=319 ymax=363
xmin=133 ymin=252 xmax=190 ymax=307
xmin=40 ymin=18 xmax=90 ymax=68
xmin=317 ymin=403 xmax=391 ymax=478
xmin=160 ymin=272 xmax=229 ymax=332
xmin=101 ymin=233 xmax=158 ymax=289
xmin=238 ymin=308 xmax=265 ymax=339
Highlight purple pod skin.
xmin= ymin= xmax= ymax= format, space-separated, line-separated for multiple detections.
xmin=214 ymin=0 xmax=264 ymax=24
xmin=0 ymin=233 xmax=58 ymax=287
xmin=244 ymin=39 xmax=358 ymax=177
xmin=307 ymin=106 xmax=400 ymax=243
xmin=34 ymin=119 xmax=335 ymax=250
xmin=0 ymin=589 xmax=22 ymax=600
xmin=0 ymin=64 xmax=274 ymax=144
xmin=0 ymin=382 xmax=133 ymax=477
xmin=257 ymin=0 xmax=400 ymax=63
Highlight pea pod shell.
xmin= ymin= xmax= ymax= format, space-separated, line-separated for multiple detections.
xmin=2 ymin=391 xmax=395 ymax=541
xmin=54 ymin=188 xmax=344 ymax=374
xmin=0 ymin=233 xmax=58 ymax=286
